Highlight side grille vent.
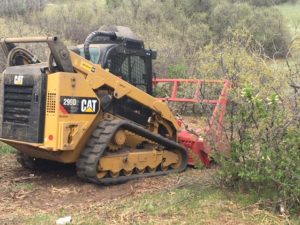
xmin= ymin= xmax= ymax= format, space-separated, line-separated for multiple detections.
xmin=46 ymin=93 xmax=56 ymax=113
xmin=1 ymin=68 xmax=47 ymax=143
xmin=3 ymin=85 xmax=33 ymax=124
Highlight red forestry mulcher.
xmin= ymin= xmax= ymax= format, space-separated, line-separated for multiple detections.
xmin=153 ymin=78 xmax=231 ymax=166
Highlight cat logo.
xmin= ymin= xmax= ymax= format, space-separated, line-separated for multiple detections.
xmin=81 ymin=99 xmax=98 ymax=113
xmin=60 ymin=96 xmax=99 ymax=114
xmin=14 ymin=75 xmax=24 ymax=85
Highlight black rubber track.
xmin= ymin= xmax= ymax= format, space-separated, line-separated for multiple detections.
xmin=76 ymin=119 xmax=188 ymax=185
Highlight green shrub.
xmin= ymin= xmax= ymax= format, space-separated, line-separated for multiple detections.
xmin=209 ymin=2 xmax=291 ymax=58
xmin=217 ymin=86 xmax=300 ymax=213
xmin=198 ymin=33 xmax=300 ymax=213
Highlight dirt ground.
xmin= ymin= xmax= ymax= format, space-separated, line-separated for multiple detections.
xmin=0 ymin=116 xmax=212 ymax=223
xmin=0 ymin=114 xmax=217 ymax=224
xmin=0 ymin=153 xmax=294 ymax=225
xmin=0 ymin=153 xmax=207 ymax=224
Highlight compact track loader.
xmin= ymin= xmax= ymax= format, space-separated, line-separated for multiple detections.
xmin=0 ymin=28 xmax=189 ymax=184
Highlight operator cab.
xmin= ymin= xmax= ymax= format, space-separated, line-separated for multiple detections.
xmin=71 ymin=26 xmax=157 ymax=127
xmin=73 ymin=26 xmax=157 ymax=95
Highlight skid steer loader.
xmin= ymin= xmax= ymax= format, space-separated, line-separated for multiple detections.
xmin=0 ymin=27 xmax=189 ymax=184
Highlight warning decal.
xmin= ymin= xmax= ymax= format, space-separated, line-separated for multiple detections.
xmin=80 ymin=61 xmax=96 ymax=73
xmin=60 ymin=96 xmax=99 ymax=114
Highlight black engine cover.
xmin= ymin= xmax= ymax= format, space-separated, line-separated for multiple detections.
xmin=0 ymin=64 xmax=47 ymax=143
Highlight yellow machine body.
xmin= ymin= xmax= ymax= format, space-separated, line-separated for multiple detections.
xmin=0 ymin=36 xmax=188 ymax=184
xmin=1 ymin=52 xmax=179 ymax=162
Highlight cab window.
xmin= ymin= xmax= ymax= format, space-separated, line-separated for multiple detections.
xmin=79 ymin=47 xmax=101 ymax=64
xmin=106 ymin=53 xmax=147 ymax=92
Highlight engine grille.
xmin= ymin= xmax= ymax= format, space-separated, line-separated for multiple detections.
xmin=3 ymin=84 xmax=33 ymax=124
xmin=46 ymin=93 xmax=56 ymax=113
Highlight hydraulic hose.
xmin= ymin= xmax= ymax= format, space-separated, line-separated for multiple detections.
xmin=83 ymin=31 xmax=117 ymax=60
xmin=7 ymin=47 xmax=40 ymax=66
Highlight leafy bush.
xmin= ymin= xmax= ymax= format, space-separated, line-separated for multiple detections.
xmin=209 ymin=2 xmax=291 ymax=58
xmin=218 ymin=86 xmax=300 ymax=213
xmin=198 ymin=33 xmax=300 ymax=213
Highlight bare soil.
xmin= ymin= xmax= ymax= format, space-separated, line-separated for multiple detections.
xmin=0 ymin=153 xmax=204 ymax=223
xmin=0 ymin=154 xmax=291 ymax=225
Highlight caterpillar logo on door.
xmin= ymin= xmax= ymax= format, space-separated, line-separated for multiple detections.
xmin=60 ymin=96 xmax=99 ymax=114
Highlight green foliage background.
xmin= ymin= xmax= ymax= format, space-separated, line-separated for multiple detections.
xmin=0 ymin=0 xmax=296 ymax=74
